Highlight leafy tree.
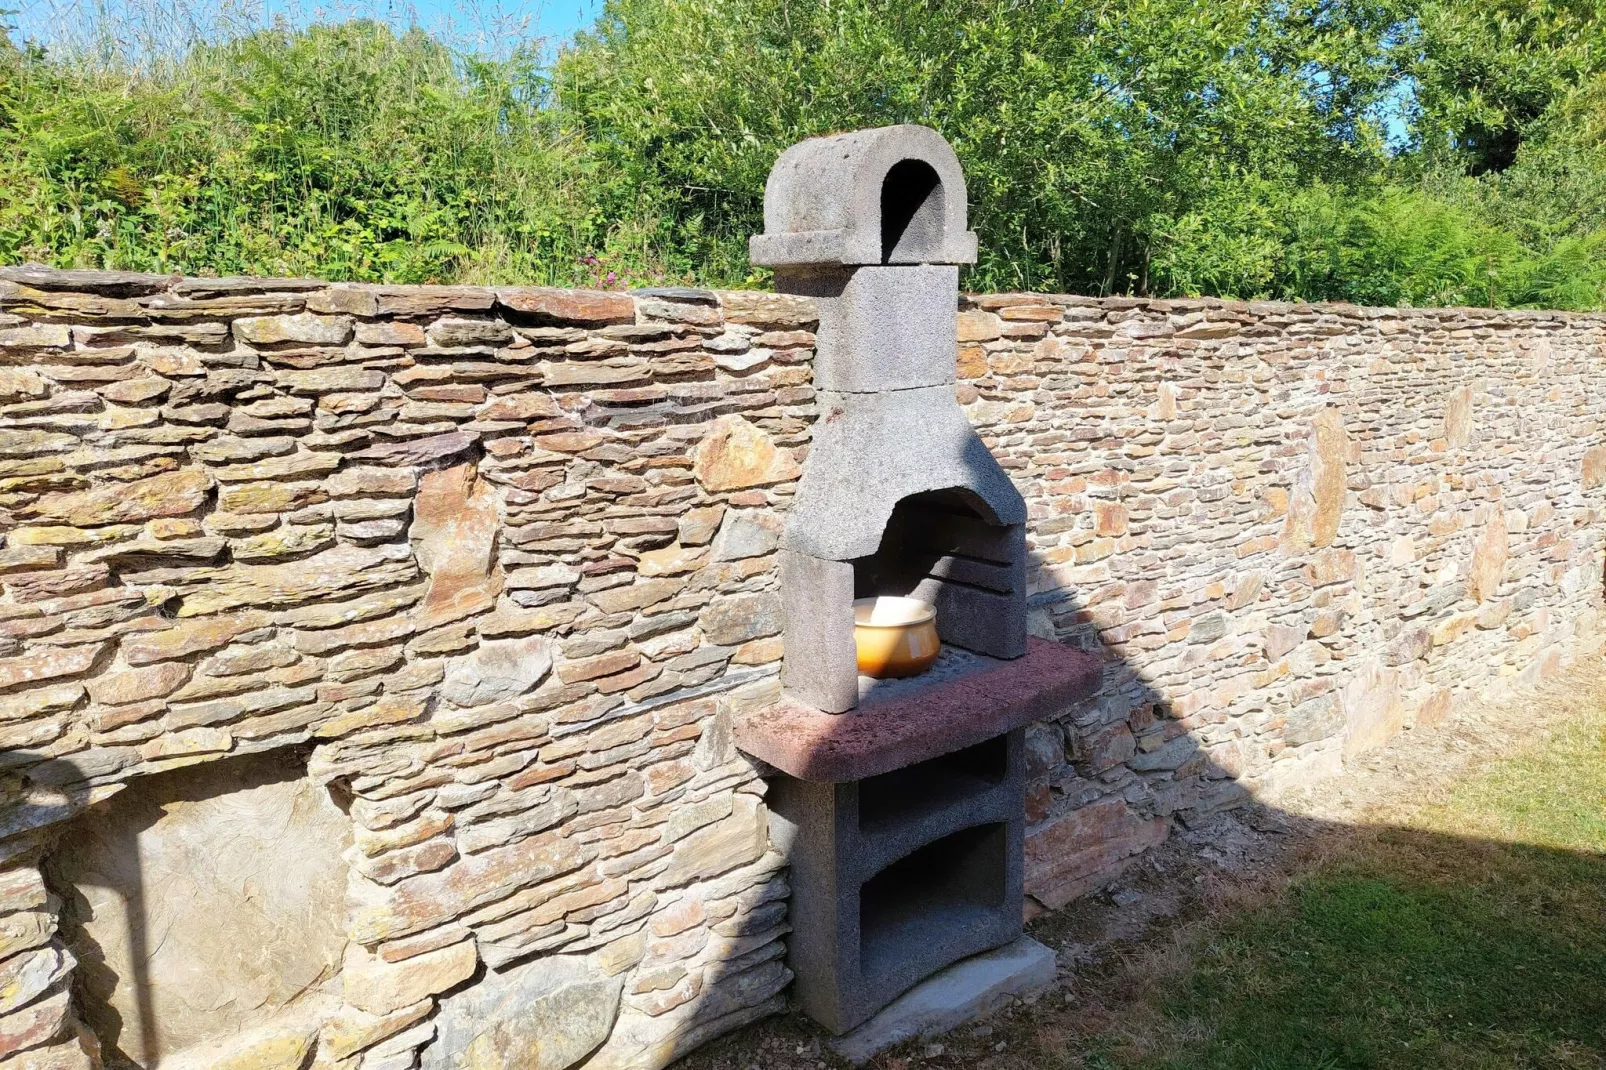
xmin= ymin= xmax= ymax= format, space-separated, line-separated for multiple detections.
xmin=1408 ymin=0 xmax=1606 ymax=174
xmin=556 ymin=0 xmax=1407 ymax=293
xmin=4 ymin=0 xmax=1606 ymax=309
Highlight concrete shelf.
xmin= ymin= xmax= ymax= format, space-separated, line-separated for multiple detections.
xmin=858 ymin=735 xmax=1008 ymax=835
xmin=749 ymin=636 xmax=1100 ymax=1033
xmin=734 ymin=637 xmax=1103 ymax=783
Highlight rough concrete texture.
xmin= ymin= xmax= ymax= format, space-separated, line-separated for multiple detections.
xmin=779 ymin=550 xmax=859 ymax=713
xmin=749 ymin=125 xmax=977 ymax=268
xmin=827 ymin=935 xmax=1057 ymax=1065
xmin=912 ymin=571 xmax=1027 ymax=659
xmin=767 ymin=730 xmax=1026 ymax=1034
xmin=785 ymin=385 xmax=1027 ymax=561
xmin=737 ymin=638 xmax=1101 ymax=782
xmin=762 ymin=127 xmax=1037 ymax=1037
xmin=778 ymin=266 xmax=959 ymax=393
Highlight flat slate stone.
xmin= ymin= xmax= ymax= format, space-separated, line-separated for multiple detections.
xmin=827 ymin=936 xmax=1057 ymax=1065
xmin=733 ymin=637 xmax=1100 ymax=782
xmin=0 ymin=263 xmax=177 ymax=296
xmin=628 ymin=286 xmax=719 ymax=305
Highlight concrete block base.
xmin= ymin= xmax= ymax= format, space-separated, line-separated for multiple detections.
xmin=767 ymin=729 xmax=1026 ymax=1034
xmin=827 ymin=936 xmax=1057 ymax=1065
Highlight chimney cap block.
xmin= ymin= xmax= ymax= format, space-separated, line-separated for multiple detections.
xmin=750 ymin=124 xmax=978 ymax=268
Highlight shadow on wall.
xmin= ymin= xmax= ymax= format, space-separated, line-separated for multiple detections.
xmin=0 ymin=490 xmax=1600 ymax=1070
xmin=699 ymin=420 xmax=1606 ymax=1064
xmin=677 ymin=553 xmax=1606 ymax=1067
xmin=15 ymin=747 xmax=351 ymax=1070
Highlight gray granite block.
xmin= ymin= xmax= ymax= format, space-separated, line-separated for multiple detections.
xmin=749 ymin=125 xmax=977 ymax=268
xmin=780 ymin=549 xmax=859 ymax=713
xmin=785 ymin=386 xmax=1026 ymax=562
xmin=767 ymin=730 xmax=1025 ymax=1034
xmin=777 ymin=266 xmax=959 ymax=393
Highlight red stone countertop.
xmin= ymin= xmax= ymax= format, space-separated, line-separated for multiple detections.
xmin=733 ymin=637 xmax=1104 ymax=782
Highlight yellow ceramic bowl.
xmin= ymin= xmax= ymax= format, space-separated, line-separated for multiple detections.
xmin=853 ymin=596 xmax=941 ymax=679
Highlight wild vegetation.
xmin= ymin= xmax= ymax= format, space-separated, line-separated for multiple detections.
xmin=4 ymin=0 xmax=1606 ymax=306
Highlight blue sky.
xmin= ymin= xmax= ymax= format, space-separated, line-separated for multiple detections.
xmin=405 ymin=0 xmax=599 ymax=45
xmin=8 ymin=0 xmax=602 ymax=56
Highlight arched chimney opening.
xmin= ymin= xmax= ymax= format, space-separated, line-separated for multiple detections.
xmin=880 ymin=159 xmax=945 ymax=263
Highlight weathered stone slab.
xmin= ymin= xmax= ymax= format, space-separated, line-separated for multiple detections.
xmin=25 ymin=470 xmax=211 ymax=526
xmin=692 ymin=416 xmax=800 ymax=492
xmin=496 ymin=287 xmax=635 ymax=325
xmin=420 ymin=953 xmax=623 ymax=1070
xmin=350 ymin=431 xmax=479 ymax=466
xmin=175 ymin=545 xmax=419 ymax=616
xmin=122 ymin=612 xmax=270 ymax=665
xmin=342 ymin=938 xmax=478 ymax=1016
xmin=1023 ymin=795 xmax=1168 ymax=911
xmin=234 ymin=312 xmax=353 ymax=345
xmin=1282 ymin=407 xmax=1347 ymax=552
xmin=1468 ymin=508 xmax=1508 ymax=602
xmin=410 ymin=463 xmax=502 ymax=629
xmin=0 ymin=263 xmax=175 ymax=296
xmin=0 ymin=643 xmax=106 ymax=691
xmin=440 ymin=635 xmax=552 ymax=708
xmin=52 ymin=750 xmax=352 ymax=1063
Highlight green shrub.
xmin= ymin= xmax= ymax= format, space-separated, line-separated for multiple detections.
xmin=0 ymin=19 xmax=628 ymax=284
xmin=3 ymin=0 xmax=1606 ymax=308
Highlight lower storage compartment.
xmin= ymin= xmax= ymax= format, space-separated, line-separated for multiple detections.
xmin=766 ymin=727 xmax=1027 ymax=1034
xmin=858 ymin=822 xmax=1009 ymax=990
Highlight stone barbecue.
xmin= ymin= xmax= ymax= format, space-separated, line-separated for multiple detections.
xmin=0 ymin=153 xmax=1601 ymax=1069
xmin=735 ymin=125 xmax=1101 ymax=1034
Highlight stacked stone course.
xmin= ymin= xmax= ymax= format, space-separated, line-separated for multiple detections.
xmin=954 ymin=293 xmax=1606 ymax=912
xmin=0 ymin=264 xmax=1599 ymax=1067
xmin=0 ymin=268 xmax=812 ymax=1069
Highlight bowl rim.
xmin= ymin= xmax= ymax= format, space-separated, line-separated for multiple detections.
xmin=851 ymin=595 xmax=937 ymax=627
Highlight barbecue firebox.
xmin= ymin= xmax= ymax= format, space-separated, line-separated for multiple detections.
xmin=733 ymin=125 xmax=1101 ymax=1035
xmin=763 ymin=125 xmax=1029 ymax=717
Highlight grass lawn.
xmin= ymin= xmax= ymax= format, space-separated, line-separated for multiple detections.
xmin=1101 ymin=705 xmax=1606 ymax=1070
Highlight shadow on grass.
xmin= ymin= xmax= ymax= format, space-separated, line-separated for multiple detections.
xmin=677 ymin=801 xmax=1606 ymax=1070
xmin=1136 ymin=826 xmax=1606 ymax=1070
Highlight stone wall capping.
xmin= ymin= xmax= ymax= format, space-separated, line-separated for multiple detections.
xmin=629 ymin=287 xmax=721 ymax=306
xmin=171 ymin=276 xmax=330 ymax=296
xmin=0 ymin=262 xmax=179 ymax=296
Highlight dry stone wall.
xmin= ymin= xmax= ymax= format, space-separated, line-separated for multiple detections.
xmin=953 ymin=294 xmax=1606 ymax=913
xmin=0 ymin=264 xmax=1599 ymax=1068
xmin=0 ymin=268 xmax=811 ymax=1070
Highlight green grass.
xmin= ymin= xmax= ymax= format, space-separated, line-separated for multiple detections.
xmin=1128 ymin=710 xmax=1606 ymax=1070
